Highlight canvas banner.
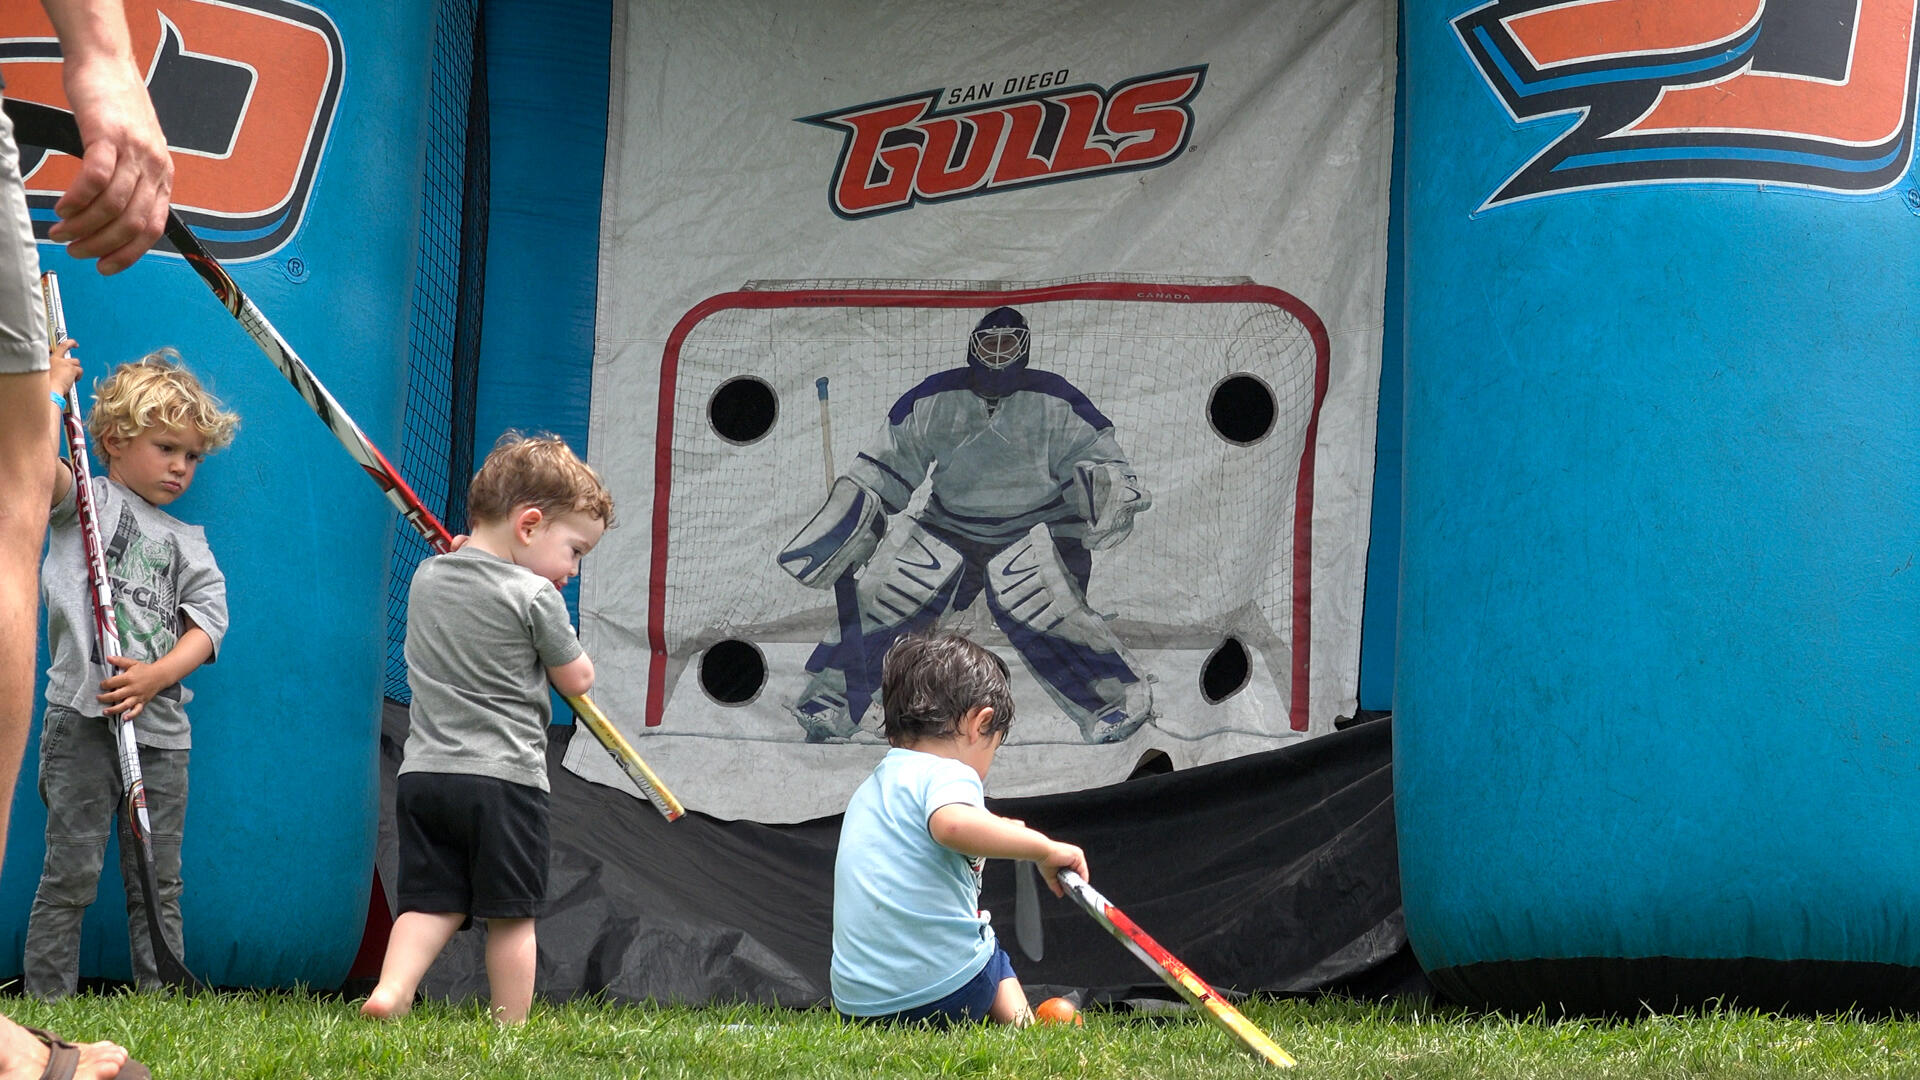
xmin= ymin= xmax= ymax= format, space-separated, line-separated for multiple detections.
xmin=576 ymin=0 xmax=1394 ymax=822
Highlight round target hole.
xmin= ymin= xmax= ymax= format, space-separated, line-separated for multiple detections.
xmin=699 ymin=639 xmax=767 ymax=705
xmin=709 ymin=377 xmax=777 ymax=445
xmin=1200 ymin=637 xmax=1251 ymax=704
xmin=1207 ymin=373 xmax=1276 ymax=446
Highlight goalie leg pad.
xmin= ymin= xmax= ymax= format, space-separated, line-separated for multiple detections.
xmin=778 ymin=475 xmax=886 ymax=588
xmin=984 ymin=527 xmax=1156 ymax=743
xmin=792 ymin=522 xmax=968 ymax=740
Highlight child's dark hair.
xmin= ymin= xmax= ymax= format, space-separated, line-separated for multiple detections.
xmin=880 ymin=631 xmax=1014 ymax=744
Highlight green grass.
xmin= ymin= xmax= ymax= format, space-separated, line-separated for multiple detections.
xmin=4 ymin=991 xmax=1919 ymax=1079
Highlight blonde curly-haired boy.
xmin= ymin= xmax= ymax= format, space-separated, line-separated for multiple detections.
xmin=25 ymin=346 xmax=237 ymax=998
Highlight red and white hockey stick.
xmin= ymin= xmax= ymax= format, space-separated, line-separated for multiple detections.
xmin=1057 ymin=869 xmax=1296 ymax=1067
xmin=159 ymin=219 xmax=685 ymax=821
xmin=42 ymin=273 xmax=199 ymax=990
xmin=2 ymin=99 xmax=682 ymax=822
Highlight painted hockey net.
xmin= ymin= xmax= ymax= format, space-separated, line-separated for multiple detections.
xmin=646 ymin=276 xmax=1329 ymax=728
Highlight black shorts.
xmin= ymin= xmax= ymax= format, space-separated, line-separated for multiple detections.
xmin=396 ymin=771 xmax=549 ymax=922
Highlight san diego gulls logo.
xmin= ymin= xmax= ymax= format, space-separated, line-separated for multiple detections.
xmin=800 ymin=66 xmax=1205 ymax=219
xmin=1456 ymin=0 xmax=1920 ymax=207
xmin=1 ymin=0 xmax=343 ymax=259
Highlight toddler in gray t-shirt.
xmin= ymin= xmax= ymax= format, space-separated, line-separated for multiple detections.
xmin=362 ymin=432 xmax=614 ymax=1027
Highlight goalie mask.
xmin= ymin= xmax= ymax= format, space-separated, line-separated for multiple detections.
xmin=966 ymin=306 xmax=1030 ymax=399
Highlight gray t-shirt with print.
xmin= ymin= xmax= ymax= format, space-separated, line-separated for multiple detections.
xmin=402 ymin=546 xmax=583 ymax=792
xmin=42 ymin=476 xmax=228 ymax=750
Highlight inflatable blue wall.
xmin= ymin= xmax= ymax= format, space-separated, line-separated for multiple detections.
xmin=2 ymin=0 xmax=437 ymax=987
xmin=1397 ymin=0 xmax=1920 ymax=1010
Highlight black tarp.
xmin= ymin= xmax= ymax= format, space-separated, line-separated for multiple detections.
xmin=375 ymin=705 xmax=1423 ymax=1006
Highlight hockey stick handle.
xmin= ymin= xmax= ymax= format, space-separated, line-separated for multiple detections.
xmin=814 ymin=376 xmax=871 ymax=730
xmin=816 ymin=376 xmax=834 ymax=481
xmin=567 ymin=694 xmax=683 ymax=820
xmin=164 ymin=217 xmax=684 ymax=820
xmin=160 ymin=216 xmax=454 ymax=551
xmin=42 ymin=275 xmax=123 ymax=679
xmin=1056 ymin=870 xmax=1296 ymax=1068
xmin=162 ymin=185 xmax=685 ymax=822
xmin=44 ymin=276 xmax=139 ymax=827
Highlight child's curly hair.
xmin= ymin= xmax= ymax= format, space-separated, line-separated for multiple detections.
xmin=88 ymin=349 xmax=239 ymax=461
xmin=468 ymin=432 xmax=615 ymax=527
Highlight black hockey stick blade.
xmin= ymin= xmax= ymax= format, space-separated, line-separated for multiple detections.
xmin=123 ymin=790 xmax=201 ymax=992
xmin=1014 ymin=859 xmax=1045 ymax=961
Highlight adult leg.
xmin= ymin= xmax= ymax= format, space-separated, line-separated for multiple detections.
xmin=0 ymin=89 xmax=139 ymax=1080
xmin=360 ymin=911 xmax=465 ymax=1019
xmin=0 ymin=371 xmax=48 ymax=859
xmin=483 ymin=917 xmax=537 ymax=1025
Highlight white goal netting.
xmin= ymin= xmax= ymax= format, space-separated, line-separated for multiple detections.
xmin=644 ymin=277 xmax=1328 ymax=731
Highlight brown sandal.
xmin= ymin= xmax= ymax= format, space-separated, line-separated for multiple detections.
xmin=23 ymin=1028 xmax=150 ymax=1080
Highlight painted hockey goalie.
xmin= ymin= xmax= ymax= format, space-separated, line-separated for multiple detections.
xmin=777 ymin=306 xmax=1155 ymax=743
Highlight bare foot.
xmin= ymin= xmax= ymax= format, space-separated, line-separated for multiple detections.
xmin=359 ymin=986 xmax=412 ymax=1020
xmin=0 ymin=1014 xmax=137 ymax=1079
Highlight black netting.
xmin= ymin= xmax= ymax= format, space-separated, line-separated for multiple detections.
xmin=386 ymin=0 xmax=488 ymax=702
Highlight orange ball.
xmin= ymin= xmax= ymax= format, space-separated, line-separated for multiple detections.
xmin=1034 ymin=996 xmax=1082 ymax=1026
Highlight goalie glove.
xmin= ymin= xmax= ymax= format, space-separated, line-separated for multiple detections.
xmin=1070 ymin=461 xmax=1152 ymax=550
xmin=778 ymin=475 xmax=887 ymax=587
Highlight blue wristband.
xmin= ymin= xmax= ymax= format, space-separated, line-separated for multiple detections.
xmin=50 ymin=391 xmax=66 ymax=407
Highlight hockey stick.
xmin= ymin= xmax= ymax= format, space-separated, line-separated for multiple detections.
xmin=42 ymin=273 xmax=200 ymax=991
xmin=0 ymin=99 xmax=682 ymax=823
xmin=1057 ymin=869 xmax=1296 ymax=1067
xmin=158 ymin=220 xmax=686 ymax=821
xmin=816 ymin=377 xmax=872 ymax=731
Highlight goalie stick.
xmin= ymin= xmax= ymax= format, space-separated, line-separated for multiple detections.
xmin=816 ymin=377 xmax=872 ymax=734
xmin=2 ymin=100 xmax=683 ymax=822
xmin=1057 ymin=869 xmax=1296 ymax=1068
xmin=42 ymin=272 xmax=200 ymax=991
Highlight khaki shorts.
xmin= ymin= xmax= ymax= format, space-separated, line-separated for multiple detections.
xmin=0 ymin=93 xmax=49 ymax=376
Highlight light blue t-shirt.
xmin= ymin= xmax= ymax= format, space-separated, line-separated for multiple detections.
xmin=831 ymin=747 xmax=997 ymax=1014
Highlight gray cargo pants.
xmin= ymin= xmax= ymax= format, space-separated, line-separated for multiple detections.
xmin=24 ymin=705 xmax=188 ymax=997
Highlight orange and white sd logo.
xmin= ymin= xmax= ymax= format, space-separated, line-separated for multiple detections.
xmin=800 ymin=66 xmax=1205 ymax=219
xmin=1 ymin=0 xmax=342 ymax=259
xmin=1456 ymin=0 xmax=1920 ymax=207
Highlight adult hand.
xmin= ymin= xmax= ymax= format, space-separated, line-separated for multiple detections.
xmin=49 ymin=51 xmax=172 ymax=275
